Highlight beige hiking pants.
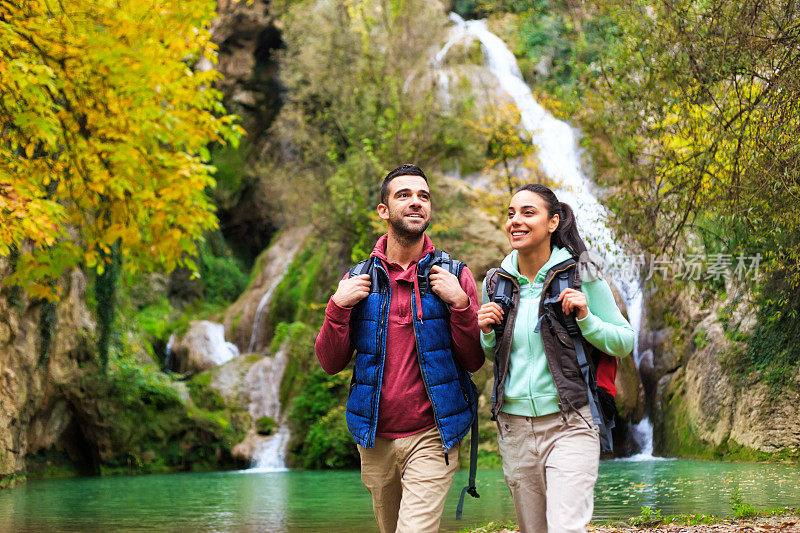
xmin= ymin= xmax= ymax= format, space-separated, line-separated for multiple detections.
xmin=497 ymin=405 xmax=600 ymax=533
xmin=357 ymin=426 xmax=459 ymax=533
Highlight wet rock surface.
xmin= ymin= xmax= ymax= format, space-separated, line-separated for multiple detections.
xmin=171 ymin=320 xmax=240 ymax=375
xmin=223 ymin=225 xmax=311 ymax=353
xmin=642 ymin=284 xmax=800 ymax=459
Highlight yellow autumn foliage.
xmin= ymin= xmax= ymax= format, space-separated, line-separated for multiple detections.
xmin=0 ymin=0 xmax=243 ymax=300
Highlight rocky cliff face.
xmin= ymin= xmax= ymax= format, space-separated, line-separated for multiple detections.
xmin=0 ymin=266 xmax=96 ymax=483
xmin=0 ymin=259 xmax=248 ymax=486
xmin=641 ymin=284 xmax=800 ymax=460
xmin=206 ymin=0 xmax=284 ymax=261
xmin=223 ymin=225 xmax=312 ymax=353
xmin=210 ymin=0 xmax=282 ymax=144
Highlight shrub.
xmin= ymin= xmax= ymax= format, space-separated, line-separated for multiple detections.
xmin=255 ymin=416 xmax=276 ymax=435
xmin=287 ymin=367 xmax=357 ymax=469
xmin=301 ymin=406 xmax=358 ymax=469
xmin=630 ymin=506 xmax=664 ymax=527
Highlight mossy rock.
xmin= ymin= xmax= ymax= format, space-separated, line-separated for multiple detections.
xmin=187 ymin=372 xmax=226 ymax=411
xmin=71 ymin=356 xmax=252 ymax=475
xmin=274 ymin=321 xmax=319 ymax=407
xmin=189 ymin=354 xmax=263 ymax=411
xmin=255 ymin=416 xmax=276 ymax=435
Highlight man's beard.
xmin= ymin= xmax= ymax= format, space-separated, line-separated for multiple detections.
xmin=388 ymin=209 xmax=429 ymax=246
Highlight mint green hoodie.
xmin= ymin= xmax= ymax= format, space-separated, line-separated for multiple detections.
xmin=481 ymin=247 xmax=635 ymax=418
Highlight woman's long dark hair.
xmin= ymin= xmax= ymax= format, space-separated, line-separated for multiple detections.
xmin=515 ymin=183 xmax=588 ymax=258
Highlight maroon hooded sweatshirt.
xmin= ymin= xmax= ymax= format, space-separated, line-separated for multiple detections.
xmin=315 ymin=234 xmax=484 ymax=439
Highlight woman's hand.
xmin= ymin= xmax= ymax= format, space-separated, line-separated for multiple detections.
xmin=557 ymin=288 xmax=588 ymax=320
xmin=478 ymin=302 xmax=504 ymax=334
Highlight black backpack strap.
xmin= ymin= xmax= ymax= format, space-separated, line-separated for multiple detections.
xmin=349 ymin=259 xmax=369 ymax=276
xmin=489 ymin=268 xmax=515 ymax=339
xmin=547 ymin=267 xmax=614 ymax=453
xmin=419 ymin=248 xmax=465 ymax=293
xmin=493 ymin=269 xmax=515 ymax=312
xmin=435 ymin=248 xmax=448 ymax=269
xmin=456 ymin=403 xmax=480 ymax=519
xmin=349 ymin=257 xmax=382 ymax=294
xmin=438 ymin=249 xmax=466 ymax=279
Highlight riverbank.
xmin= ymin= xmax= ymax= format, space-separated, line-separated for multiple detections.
xmin=467 ymin=509 xmax=800 ymax=532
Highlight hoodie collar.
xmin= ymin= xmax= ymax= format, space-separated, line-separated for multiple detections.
xmin=370 ymin=233 xmax=435 ymax=322
xmin=500 ymin=246 xmax=574 ymax=285
xmin=370 ymin=233 xmax=435 ymax=267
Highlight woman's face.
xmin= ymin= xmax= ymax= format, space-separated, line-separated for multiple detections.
xmin=505 ymin=190 xmax=559 ymax=252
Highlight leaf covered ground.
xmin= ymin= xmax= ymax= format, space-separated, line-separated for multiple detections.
xmin=468 ymin=514 xmax=800 ymax=533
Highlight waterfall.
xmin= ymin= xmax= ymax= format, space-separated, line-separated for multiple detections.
xmin=253 ymin=426 xmax=291 ymax=471
xmin=247 ymin=261 xmax=292 ymax=354
xmin=238 ymin=343 xmax=291 ymax=472
xmin=229 ymin=226 xmax=311 ymax=470
xmin=163 ymin=332 xmax=176 ymax=372
xmin=440 ymin=13 xmax=654 ymax=458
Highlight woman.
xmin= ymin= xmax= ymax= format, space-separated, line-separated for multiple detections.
xmin=478 ymin=184 xmax=634 ymax=533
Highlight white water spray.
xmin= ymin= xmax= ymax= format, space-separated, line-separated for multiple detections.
xmin=252 ymin=426 xmax=291 ymax=471
xmin=439 ymin=13 xmax=654 ymax=458
xmin=245 ymin=344 xmax=291 ymax=472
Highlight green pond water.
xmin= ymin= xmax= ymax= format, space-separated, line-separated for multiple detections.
xmin=1 ymin=459 xmax=798 ymax=532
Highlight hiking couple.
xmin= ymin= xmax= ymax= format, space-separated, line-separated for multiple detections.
xmin=315 ymin=164 xmax=635 ymax=533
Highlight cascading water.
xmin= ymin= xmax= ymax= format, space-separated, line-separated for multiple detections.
xmin=438 ymin=13 xmax=655 ymax=458
xmin=237 ymin=344 xmax=291 ymax=472
xmin=247 ymin=263 xmax=291 ymax=353
xmin=163 ymin=333 xmax=176 ymax=372
xmin=235 ymin=227 xmax=311 ymax=471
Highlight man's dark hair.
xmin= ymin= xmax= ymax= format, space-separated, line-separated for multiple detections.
xmin=380 ymin=164 xmax=428 ymax=205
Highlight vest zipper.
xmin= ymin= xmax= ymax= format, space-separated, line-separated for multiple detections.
xmin=411 ymin=294 xmax=448 ymax=451
xmin=370 ymin=266 xmax=391 ymax=449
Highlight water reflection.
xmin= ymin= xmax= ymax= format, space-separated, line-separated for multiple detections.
xmin=0 ymin=460 xmax=798 ymax=532
xmin=595 ymin=460 xmax=800 ymax=520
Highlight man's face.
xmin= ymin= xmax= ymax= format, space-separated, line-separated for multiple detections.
xmin=378 ymin=175 xmax=432 ymax=240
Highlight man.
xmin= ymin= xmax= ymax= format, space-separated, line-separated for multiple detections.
xmin=315 ymin=164 xmax=484 ymax=533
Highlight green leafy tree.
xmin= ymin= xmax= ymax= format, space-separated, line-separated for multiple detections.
xmin=268 ymin=0 xmax=480 ymax=260
xmin=570 ymin=0 xmax=800 ymax=379
xmin=586 ymin=0 xmax=800 ymax=293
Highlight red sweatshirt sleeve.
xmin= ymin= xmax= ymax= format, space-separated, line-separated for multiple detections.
xmin=448 ymin=266 xmax=485 ymax=373
xmin=314 ymin=275 xmax=355 ymax=375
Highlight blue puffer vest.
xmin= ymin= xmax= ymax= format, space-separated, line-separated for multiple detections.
xmin=345 ymin=252 xmax=477 ymax=450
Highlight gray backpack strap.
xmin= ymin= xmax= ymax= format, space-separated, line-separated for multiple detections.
xmin=349 ymin=258 xmax=381 ymax=293
xmin=419 ymin=248 xmax=465 ymax=293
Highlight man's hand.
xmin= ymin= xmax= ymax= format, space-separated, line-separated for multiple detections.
xmin=429 ymin=265 xmax=469 ymax=309
xmin=331 ymin=274 xmax=371 ymax=308
xmin=477 ymin=302 xmax=504 ymax=334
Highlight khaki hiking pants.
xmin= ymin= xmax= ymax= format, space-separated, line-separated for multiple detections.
xmin=357 ymin=426 xmax=459 ymax=533
xmin=497 ymin=405 xmax=600 ymax=533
